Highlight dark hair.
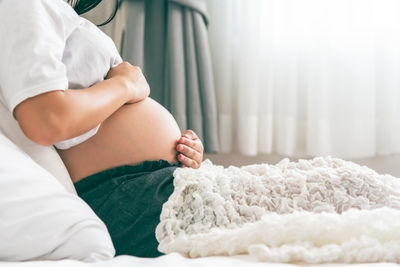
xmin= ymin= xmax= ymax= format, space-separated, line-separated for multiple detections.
xmin=68 ymin=0 xmax=122 ymax=26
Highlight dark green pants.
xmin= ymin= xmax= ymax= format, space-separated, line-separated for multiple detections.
xmin=74 ymin=160 xmax=178 ymax=257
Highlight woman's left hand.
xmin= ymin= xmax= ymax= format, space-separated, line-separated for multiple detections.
xmin=176 ymin=130 xmax=203 ymax=169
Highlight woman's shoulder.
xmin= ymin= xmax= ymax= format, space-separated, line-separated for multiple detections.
xmin=0 ymin=0 xmax=73 ymax=10
xmin=0 ymin=0 xmax=81 ymax=35
xmin=1 ymin=0 xmax=74 ymax=13
xmin=0 ymin=0 xmax=83 ymax=116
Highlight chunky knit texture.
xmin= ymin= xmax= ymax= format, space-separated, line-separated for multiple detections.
xmin=156 ymin=157 xmax=400 ymax=263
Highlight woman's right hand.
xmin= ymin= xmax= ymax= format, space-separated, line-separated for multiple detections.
xmin=106 ymin=61 xmax=150 ymax=104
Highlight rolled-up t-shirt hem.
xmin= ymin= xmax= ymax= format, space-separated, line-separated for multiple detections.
xmin=54 ymin=123 xmax=101 ymax=150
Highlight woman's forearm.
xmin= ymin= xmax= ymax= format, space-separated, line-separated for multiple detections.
xmin=15 ymin=76 xmax=137 ymax=146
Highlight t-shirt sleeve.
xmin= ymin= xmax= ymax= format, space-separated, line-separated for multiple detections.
xmin=111 ymin=51 xmax=123 ymax=68
xmin=0 ymin=0 xmax=80 ymax=114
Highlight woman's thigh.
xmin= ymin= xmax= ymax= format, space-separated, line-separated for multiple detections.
xmin=74 ymin=160 xmax=178 ymax=257
xmin=57 ymin=97 xmax=182 ymax=182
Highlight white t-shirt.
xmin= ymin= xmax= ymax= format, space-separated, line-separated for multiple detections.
xmin=0 ymin=0 xmax=123 ymax=149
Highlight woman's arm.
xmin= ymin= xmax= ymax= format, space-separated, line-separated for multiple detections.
xmin=14 ymin=62 xmax=149 ymax=146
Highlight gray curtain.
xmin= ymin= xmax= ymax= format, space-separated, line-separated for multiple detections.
xmin=122 ymin=0 xmax=219 ymax=153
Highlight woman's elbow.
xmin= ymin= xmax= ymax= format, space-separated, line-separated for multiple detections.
xmin=14 ymin=101 xmax=66 ymax=147
xmin=17 ymin=116 xmax=65 ymax=146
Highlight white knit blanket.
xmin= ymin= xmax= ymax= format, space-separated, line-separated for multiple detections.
xmin=156 ymin=157 xmax=400 ymax=263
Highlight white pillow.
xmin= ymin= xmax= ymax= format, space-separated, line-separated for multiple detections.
xmin=0 ymin=101 xmax=76 ymax=194
xmin=0 ymin=132 xmax=115 ymax=261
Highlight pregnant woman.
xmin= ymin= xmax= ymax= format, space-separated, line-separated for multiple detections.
xmin=0 ymin=0 xmax=203 ymax=258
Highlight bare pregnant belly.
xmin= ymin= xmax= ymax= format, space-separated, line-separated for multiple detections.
xmin=56 ymin=97 xmax=182 ymax=183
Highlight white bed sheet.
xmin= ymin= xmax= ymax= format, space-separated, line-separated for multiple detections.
xmin=0 ymin=254 xmax=397 ymax=267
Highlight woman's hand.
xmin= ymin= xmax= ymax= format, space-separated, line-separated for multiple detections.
xmin=106 ymin=61 xmax=150 ymax=104
xmin=176 ymin=130 xmax=204 ymax=169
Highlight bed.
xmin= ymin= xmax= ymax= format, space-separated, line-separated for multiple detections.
xmin=0 ymin=254 xmax=398 ymax=267
xmin=0 ymin=101 xmax=399 ymax=267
